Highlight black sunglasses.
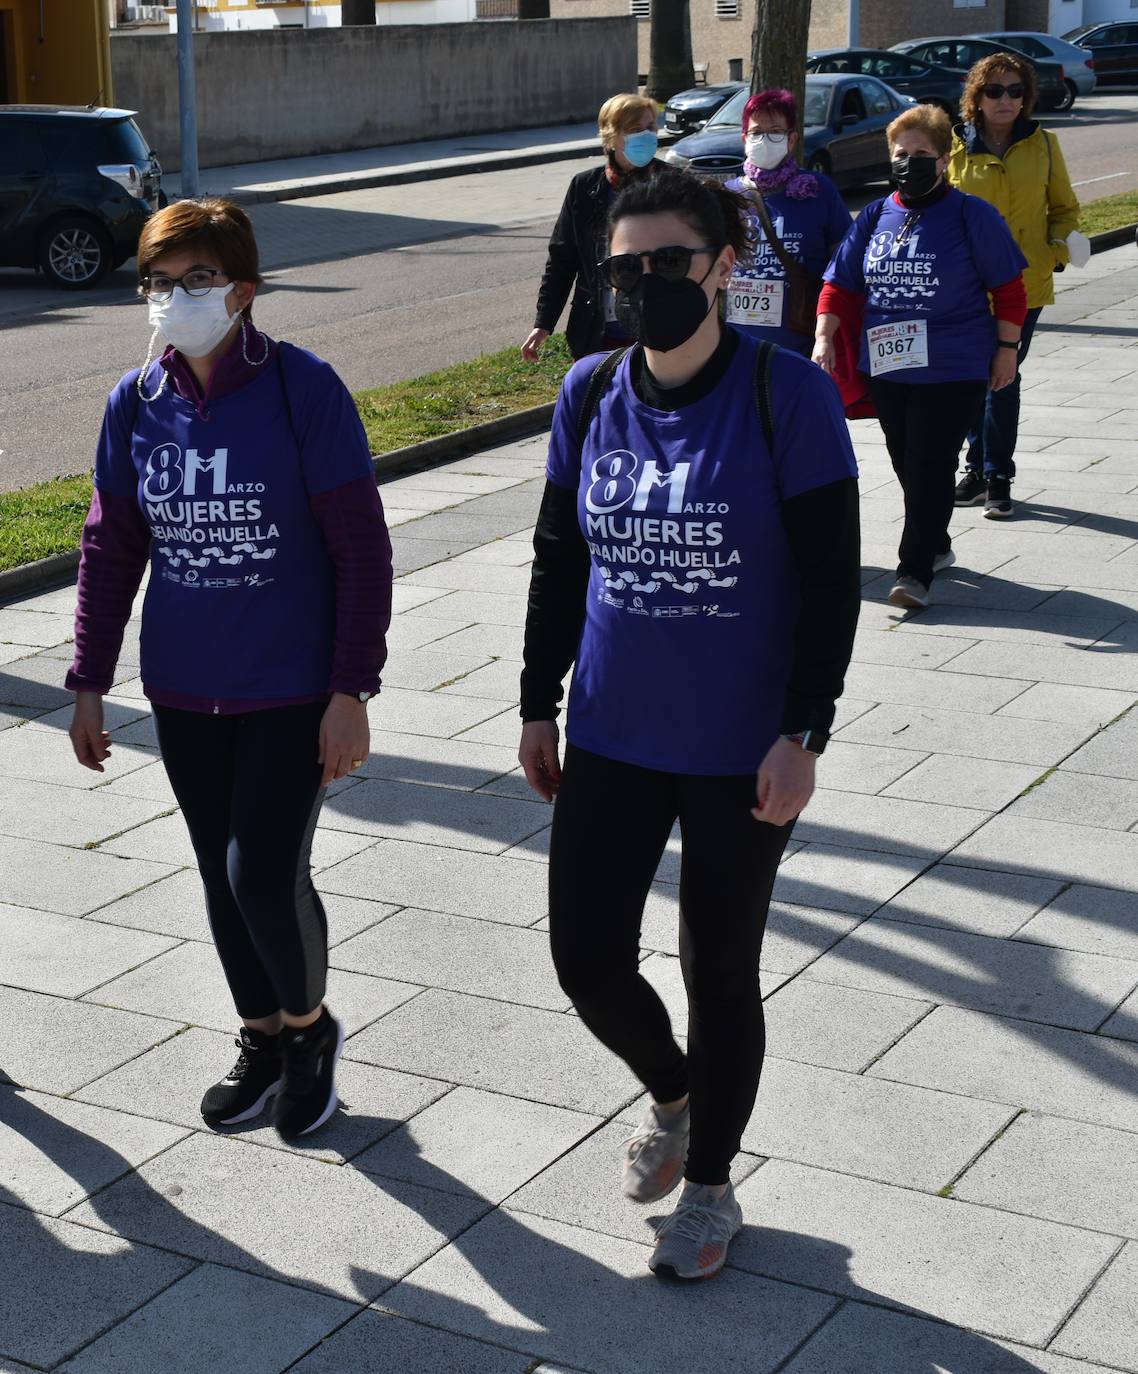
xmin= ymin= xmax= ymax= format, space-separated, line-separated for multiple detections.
xmin=982 ymin=82 xmax=1025 ymax=100
xmin=599 ymin=245 xmax=717 ymax=292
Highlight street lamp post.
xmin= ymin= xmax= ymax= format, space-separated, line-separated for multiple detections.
xmin=176 ymin=0 xmax=200 ymax=198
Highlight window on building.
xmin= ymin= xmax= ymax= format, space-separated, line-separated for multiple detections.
xmin=715 ymin=0 xmax=741 ymax=17
xmin=629 ymin=0 xmax=650 ymax=18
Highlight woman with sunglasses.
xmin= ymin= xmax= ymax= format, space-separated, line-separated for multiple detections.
xmin=815 ymin=104 xmax=1028 ymax=610
xmin=519 ymin=167 xmax=860 ymax=1281
xmin=724 ymin=88 xmax=851 ymax=354
xmin=66 ymin=198 xmax=392 ymax=1138
xmin=521 ymin=93 xmax=662 ymax=363
xmin=948 ymin=53 xmax=1080 ymax=519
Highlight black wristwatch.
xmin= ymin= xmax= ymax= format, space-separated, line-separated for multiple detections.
xmin=997 ymin=340 xmax=1019 ymax=350
xmin=782 ymin=729 xmax=829 ymax=756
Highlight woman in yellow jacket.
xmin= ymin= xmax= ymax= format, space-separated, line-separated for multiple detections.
xmin=947 ymin=51 xmax=1080 ymax=518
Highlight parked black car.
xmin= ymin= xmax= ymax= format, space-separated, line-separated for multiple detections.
xmin=663 ymin=82 xmax=746 ymax=138
xmin=807 ymin=48 xmax=966 ymax=115
xmin=1063 ymin=21 xmax=1138 ymax=85
xmin=0 ymin=106 xmax=162 ymax=289
xmin=890 ymin=36 xmax=1071 ymax=111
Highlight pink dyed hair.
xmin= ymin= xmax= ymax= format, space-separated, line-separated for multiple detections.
xmin=741 ymin=88 xmax=797 ymax=135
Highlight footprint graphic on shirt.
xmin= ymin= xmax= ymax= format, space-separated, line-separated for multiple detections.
xmin=250 ymin=548 xmax=276 ymax=561
xmin=216 ymin=555 xmax=244 ymax=566
xmin=708 ymin=577 xmax=738 ymax=588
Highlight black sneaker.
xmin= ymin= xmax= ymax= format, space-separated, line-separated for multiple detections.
xmin=200 ymin=1027 xmax=282 ymax=1127
xmin=954 ymin=471 xmax=988 ymax=506
xmin=984 ymin=479 xmax=1014 ymax=519
xmin=273 ymin=1008 xmax=344 ymax=1139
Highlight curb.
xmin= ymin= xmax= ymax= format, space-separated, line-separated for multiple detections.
xmin=1089 ymin=222 xmax=1138 ymax=253
xmin=0 ymin=550 xmax=82 ymax=603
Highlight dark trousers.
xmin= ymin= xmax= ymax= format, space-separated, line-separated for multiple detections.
xmin=153 ymin=701 xmax=329 ymax=1020
xmin=871 ymin=376 xmax=988 ymax=588
xmin=965 ymin=307 xmax=1044 ymax=481
xmin=547 ymin=744 xmax=794 ymax=1186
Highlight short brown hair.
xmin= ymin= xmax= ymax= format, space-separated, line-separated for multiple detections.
xmin=137 ymin=197 xmax=263 ymax=316
xmin=961 ymin=52 xmax=1037 ymax=125
xmin=886 ymin=103 xmax=954 ymax=157
xmin=597 ymin=93 xmax=657 ymax=152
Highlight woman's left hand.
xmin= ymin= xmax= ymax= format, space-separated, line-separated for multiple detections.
xmin=319 ymin=693 xmax=370 ymax=786
xmin=753 ymin=736 xmax=816 ymax=827
xmin=989 ymin=346 xmax=1018 ymax=392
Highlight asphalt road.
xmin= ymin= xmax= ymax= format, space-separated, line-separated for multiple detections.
xmin=1 ymin=89 xmax=1136 ymax=492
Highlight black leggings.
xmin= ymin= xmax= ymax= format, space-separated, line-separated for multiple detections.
xmin=870 ymin=377 xmax=988 ymax=588
xmin=548 ymin=744 xmax=795 ymax=1185
xmin=153 ymin=701 xmax=329 ymax=1021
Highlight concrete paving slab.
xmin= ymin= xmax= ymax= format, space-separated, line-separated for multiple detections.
xmin=354 ymin=1086 xmax=599 ymax=1204
xmin=380 ymin=1208 xmax=838 ymax=1374
xmin=881 ymin=753 xmax=1042 ymax=811
xmin=873 ymin=865 xmax=1064 ymax=938
xmin=811 ymin=741 xmax=926 ymax=795
xmin=0 ymin=607 xmax=73 ymax=647
xmin=404 ymin=589 xmax=529 ymax=627
xmin=954 ymin=1110 xmax=1138 ymax=1239
xmin=849 ymin=628 xmax=973 ymax=669
xmin=1060 ymin=712 xmax=1138 ymax=780
xmin=894 ymin=604 xmax=1127 ymax=647
xmin=422 ymin=620 xmax=526 ymax=660
xmin=56 ymin=1264 xmax=357 ymax=1374
xmin=1009 ymin=769 xmax=1138 ymax=830
xmin=438 ymin=659 xmax=522 ymax=702
xmin=0 ymin=982 xmax=181 ymax=1093
xmin=332 ymin=908 xmax=567 ymax=1012
xmin=95 ymin=758 xmax=179 ymax=804
xmin=402 ymin=561 xmax=532 ymax=596
xmin=995 ymin=679 xmax=1136 ymax=728
xmin=0 ymin=903 xmax=175 ymax=997
xmin=0 ymin=1086 xmax=188 ymax=1216
xmin=0 ymin=1205 xmax=194 ymax=1370
xmin=351 ymin=733 xmax=517 ymax=791
xmin=730 ymin=1160 xmax=1119 ymax=1345
xmin=793 ymin=790 xmax=988 ymax=859
xmin=345 ymin=989 xmax=638 ymax=1115
xmin=868 ymin=1006 xmax=1138 ymax=1132
xmin=947 ymin=815 xmax=1138 ymax=892
xmin=0 ymin=722 xmax=155 ymax=789
xmin=289 ymin=1309 xmax=534 ymax=1374
xmin=946 ymin=638 xmax=1138 ymax=692
xmin=771 ymin=843 xmax=929 ymax=916
xmin=99 ymin=812 xmax=376 ymax=872
xmin=1099 ymin=987 xmax=1138 ymax=1042
xmin=1050 ymin=1241 xmax=1137 ymax=1372
xmin=762 ymin=979 xmax=931 ymax=1073
xmin=317 ymin=837 xmax=549 ymax=926
xmin=384 ymin=613 xmax=476 ymax=652
xmin=67 ymin=1131 xmax=488 ymax=1303
xmin=369 ymin=685 xmax=505 ymax=739
xmin=379 ymin=645 xmax=495 ymax=692
xmin=842 ymin=662 xmax=1033 ymax=714
xmin=454 ymin=707 xmax=526 ymax=748
xmin=834 ymin=703 xmax=1092 ymax=765
xmin=0 ymin=775 xmax=167 ymax=847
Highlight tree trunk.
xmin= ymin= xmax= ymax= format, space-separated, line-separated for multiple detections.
xmin=648 ymin=0 xmax=694 ymax=101
xmin=750 ymin=0 xmax=812 ymax=151
xmin=341 ymin=0 xmax=377 ymax=23
xmin=517 ymin=0 xmax=551 ymax=16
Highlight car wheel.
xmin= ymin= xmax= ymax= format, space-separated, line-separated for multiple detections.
xmin=807 ymin=151 xmax=830 ymax=176
xmin=38 ymin=216 xmax=113 ymax=289
xmin=1056 ymin=80 xmax=1077 ymax=111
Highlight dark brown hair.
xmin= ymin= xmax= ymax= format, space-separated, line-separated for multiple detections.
xmin=961 ymin=52 xmax=1037 ymax=125
xmin=137 ymin=197 xmax=263 ymax=317
xmin=609 ymin=166 xmax=756 ymax=267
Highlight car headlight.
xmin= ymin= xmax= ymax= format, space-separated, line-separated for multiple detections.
xmin=663 ymin=148 xmax=689 ymax=167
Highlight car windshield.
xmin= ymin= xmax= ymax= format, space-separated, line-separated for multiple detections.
xmin=1061 ymin=25 xmax=1095 ymax=42
xmin=706 ymin=87 xmax=749 ymax=127
xmin=804 ymin=85 xmax=831 ymax=126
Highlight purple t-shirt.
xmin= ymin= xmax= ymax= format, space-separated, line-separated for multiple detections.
xmin=94 ymin=346 xmax=375 ymax=700
xmin=824 ymin=187 xmax=1028 ymax=383
xmin=546 ymin=335 xmax=859 ymax=775
xmin=725 ymin=174 xmax=852 ymax=354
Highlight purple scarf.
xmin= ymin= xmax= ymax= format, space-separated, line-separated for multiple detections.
xmin=741 ymin=154 xmax=820 ymax=200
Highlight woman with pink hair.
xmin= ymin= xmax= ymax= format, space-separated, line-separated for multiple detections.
xmin=724 ymin=88 xmax=850 ymax=355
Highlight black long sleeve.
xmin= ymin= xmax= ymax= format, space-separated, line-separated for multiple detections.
xmin=779 ymin=475 xmax=861 ymax=736
xmin=519 ymin=479 xmax=591 ymax=721
xmin=534 ymin=185 xmax=583 ymax=334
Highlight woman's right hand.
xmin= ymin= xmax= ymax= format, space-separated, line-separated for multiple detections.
xmin=812 ymin=336 xmax=836 ymax=375
xmin=70 ymin=692 xmax=111 ymax=772
xmin=521 ymin=328 xmax=550 ymax=362
xmin=519 ymin=720 xmax=562 ymax=801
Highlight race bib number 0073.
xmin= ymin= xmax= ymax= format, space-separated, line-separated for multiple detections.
xmin=726 ymin=276 xmax=783 ymax=329
xmin=867 ymin=319 xmax=928 ymax=376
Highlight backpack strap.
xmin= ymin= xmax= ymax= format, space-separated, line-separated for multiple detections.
xmin=575 ymin=345 xmax=632 ymax=448
xmin=752 ymin=338 xmax=777 ymax=454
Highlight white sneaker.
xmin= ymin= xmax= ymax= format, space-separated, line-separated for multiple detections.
xmin=622 ymin=1101 xmax=689 ymax=1203
xmin=649 ymin=1180 xmax=743 ymax=1280
xmin=932 ymin=549 xmax=956 ymax=573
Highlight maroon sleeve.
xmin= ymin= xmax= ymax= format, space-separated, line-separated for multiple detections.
xmin=308 ymin=474 xmax=393 ymax=696
xmin=66 ymin=488 xmax=152 ymax=695
xmin=990 ymin=275 xmax=1028 ymax=327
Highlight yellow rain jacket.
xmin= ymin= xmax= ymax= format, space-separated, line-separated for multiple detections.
xmin=947 ymin=119 xmax=1080 ymax=308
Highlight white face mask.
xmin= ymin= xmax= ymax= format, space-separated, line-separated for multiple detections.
xmin=745 ymin=133 xmax=790 ymax=171
xmin=148 ymin=285 xmax=239 ymax=358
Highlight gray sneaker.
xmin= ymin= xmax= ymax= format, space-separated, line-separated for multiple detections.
xmin=932 ymin=549 xmax=956 ymax=573
xmin=622 ymin=1101 xmax=689 ymax=1203
xmin=888 ymin=574 xmax=929 ymax=609
xmin=649 ymin=1180 xmax=743 ymax=1280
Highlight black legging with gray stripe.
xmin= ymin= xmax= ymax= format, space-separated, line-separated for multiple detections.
xmin=153 ymin=701 xmax=328 ymax=1019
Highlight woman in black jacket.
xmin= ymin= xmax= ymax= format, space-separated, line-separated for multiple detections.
xmin=521 ymin=93 xmax=662 ymax=362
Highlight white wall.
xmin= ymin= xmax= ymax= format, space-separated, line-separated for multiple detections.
xmin=1051 ymin=0 xmax=1084 ymax=34
xmin=1081 ymin=0 xmax=1137 ymax=23
xmin=169 ymin=2 xmax=476 ymax=32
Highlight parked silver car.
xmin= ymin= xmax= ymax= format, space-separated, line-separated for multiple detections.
xmin=970 ymin=31 xmax=1098 ymax=103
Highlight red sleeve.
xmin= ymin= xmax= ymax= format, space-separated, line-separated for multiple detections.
xmin=990 ymin=275 xmax=1028 ymax=327
xmin=818 ymin=281 xmax=864 ymax=317
xmin=308 ymin=474 xmax=393 ymax=696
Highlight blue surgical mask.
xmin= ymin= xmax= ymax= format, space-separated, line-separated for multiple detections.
xmin=622 ymin=130 xmax=658 ymax=168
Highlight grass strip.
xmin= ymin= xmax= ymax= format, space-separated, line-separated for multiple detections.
xmin=1080 ymin=189 xmax=1138 ymax=238
xmin=0 ymin=335 xmax=574 ymax=574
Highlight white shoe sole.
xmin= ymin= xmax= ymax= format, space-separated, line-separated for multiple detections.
xmin=207 ymin=1077 xmax=282 ymax=1127
xmin=984 ymin=505 xmax=1014 ymax=520
xmin=932 ymin=550 xmax=957 ymax=573
xmin=888 ymin=585 xmax=928 ymax=609
xmin=295 ymin=1018 xmax=345 ymax=1137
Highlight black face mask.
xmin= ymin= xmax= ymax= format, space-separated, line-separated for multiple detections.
xmin=891 ymin=153 xmax=941 ymax=200
xmin=614 ymin=262 xmax=717 ymax=352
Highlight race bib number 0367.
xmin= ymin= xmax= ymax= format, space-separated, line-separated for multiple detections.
xmin=867 ymin=319 xmax=928 ymax=376
xmin=726 ymin=276 xmax=783 ymax=329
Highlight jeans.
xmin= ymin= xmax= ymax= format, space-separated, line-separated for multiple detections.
xmin=965 ymin=307 xmax=1044 ymax=481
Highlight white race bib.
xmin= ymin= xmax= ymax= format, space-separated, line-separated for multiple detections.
xmin=726 ymin=276 xmax=784 ymax=329
xmin=867 ymin=319 xmax=929 ymax=376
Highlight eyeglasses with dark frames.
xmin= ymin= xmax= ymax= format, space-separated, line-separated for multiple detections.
xmin=140 ymin=267 xmax=228 ymax=302
xmin=598 ymin=245 xmax=717 ymax=292
xmin=981 ymin=82 xmax=1025 ymax=100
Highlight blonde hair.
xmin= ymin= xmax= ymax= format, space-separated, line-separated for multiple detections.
xmin=886 ymin=103 xmax=953 ymax=157
xmin=598 ymin=93 xmax=658 ymax=152
xmin=961 ymin=52 xmax=1037 ymax=124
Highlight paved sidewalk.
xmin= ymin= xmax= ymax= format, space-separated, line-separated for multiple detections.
xmin=2 ymin=243 xmax=1137 ymax=1373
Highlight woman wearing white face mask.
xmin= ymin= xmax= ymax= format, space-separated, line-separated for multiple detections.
xmin=723 ymin=88 xmax=851 ymax=355
xmin=66 ymin=198 xmax=393 ymax=1140
xmin=522 ymin=93 xmax=662 ymax=362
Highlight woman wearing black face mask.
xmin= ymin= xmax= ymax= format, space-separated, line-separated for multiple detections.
xmin=815 ymin=104 xmax=1028 ymax=609
xmin=518 ymin=167 xmax=861 ymax=1282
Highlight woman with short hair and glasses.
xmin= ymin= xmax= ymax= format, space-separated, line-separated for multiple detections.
xmin=519 ymin=166 xmax=860 ymax=1280
xmin=948 ymin=52 xmax=1080 ymax=518
xmin=66 ymin=198 xmax=392 ymax=1139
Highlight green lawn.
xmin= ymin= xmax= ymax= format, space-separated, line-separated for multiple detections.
xmin=1080 ymin=189 xmax=1138 ymax=238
